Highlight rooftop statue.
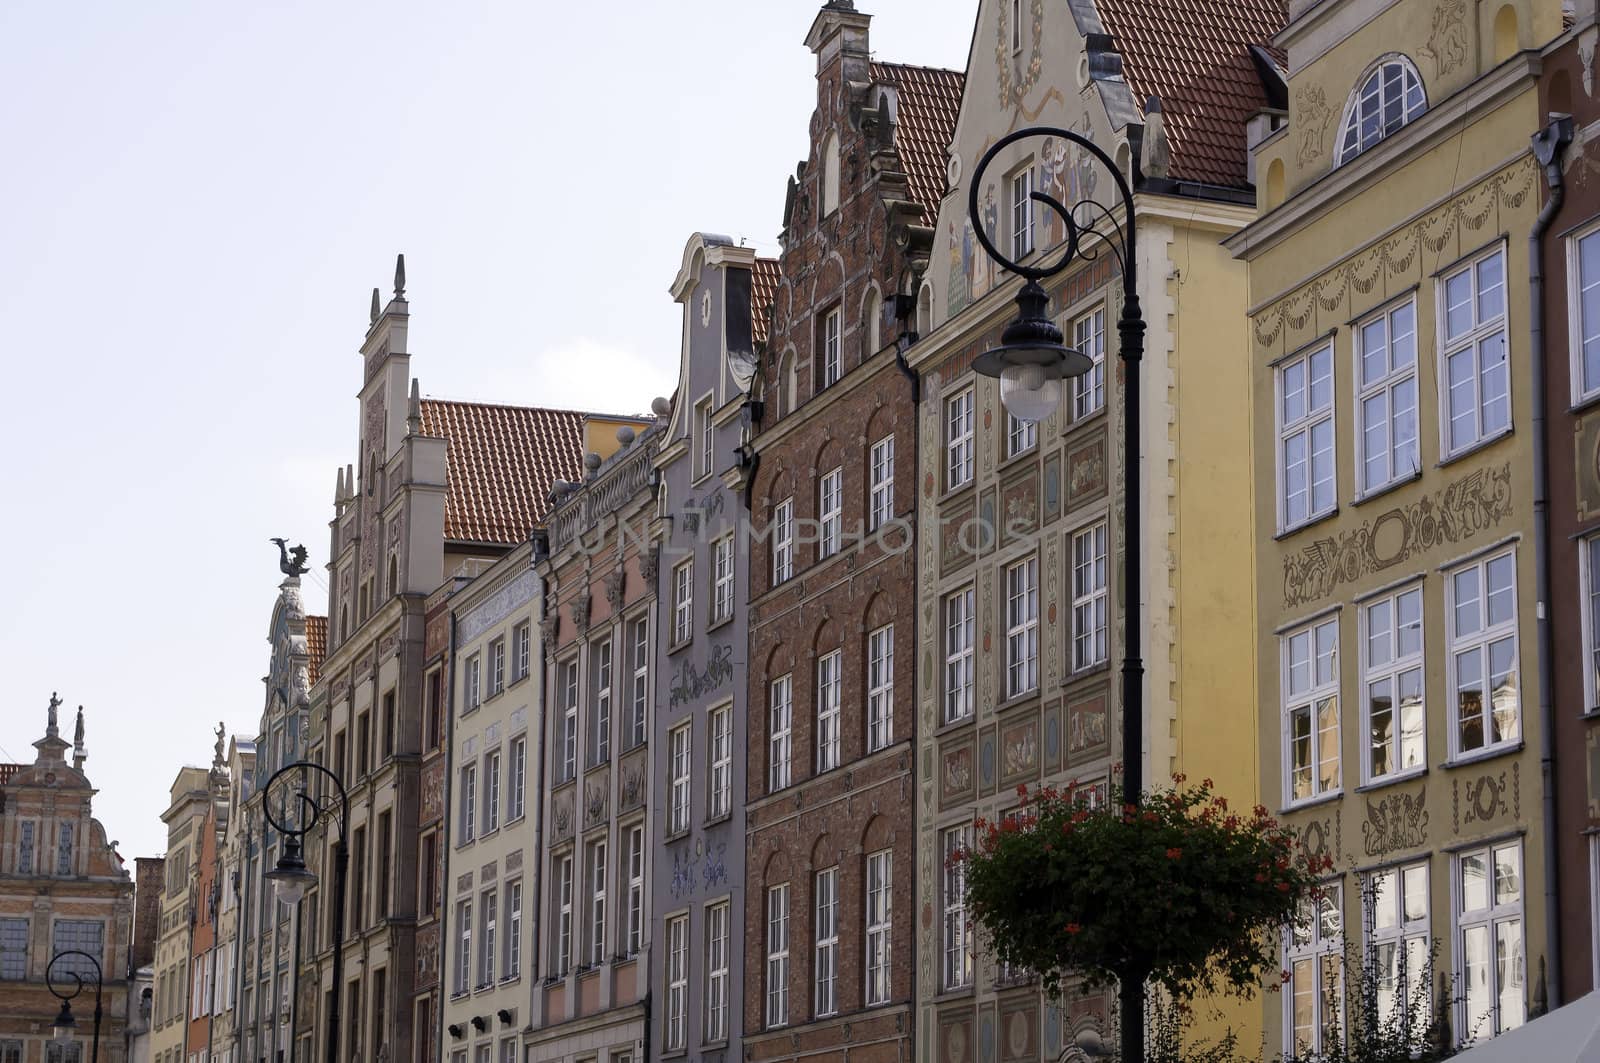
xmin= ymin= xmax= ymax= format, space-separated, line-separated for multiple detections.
xmin=270 ymin=537 xmax=310 ymax=577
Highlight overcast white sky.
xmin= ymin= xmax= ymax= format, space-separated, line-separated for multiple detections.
xmin=0 ymin=1 xmax=976 ymax=862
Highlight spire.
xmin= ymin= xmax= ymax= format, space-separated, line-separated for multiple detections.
xmin=393 ymin=254 xmax=406 ymax=299
xmin=72 ymin=706 xmax=86 ymax=771
xmin=369 ymin=287 xmax=381 ymax=325
xmin=407 ymin=378 xmax=422 ymax=435
xmin=335 ymin=465 xmax=346 ymax=504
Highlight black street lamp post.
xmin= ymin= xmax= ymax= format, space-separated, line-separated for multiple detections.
xmin=48 ymin=949 xmax=103 ymax=1063
xmin=263 ymin=760 xmax=350 ymax=1063
xmin=966 ymin=125 xmax=1146 ymax=1062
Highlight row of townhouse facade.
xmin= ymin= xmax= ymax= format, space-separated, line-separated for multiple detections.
xmin=145 ymin=0 xmax=1600 ymax=1062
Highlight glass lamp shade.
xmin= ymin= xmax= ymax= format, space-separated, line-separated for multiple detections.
xmin=51 ymin=1001 xmax=76 ymax=1041
xmin=266 ymin=837 xmax=315 ymax=905
xmin=999 ymin=364 xmax=1064 ymax=424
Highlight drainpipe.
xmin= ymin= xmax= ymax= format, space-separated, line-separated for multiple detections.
xmin=1529 ymin=111 xmax=1573 ymax=1015
xmin=437 ymin=609 xmax=457 ymax=1062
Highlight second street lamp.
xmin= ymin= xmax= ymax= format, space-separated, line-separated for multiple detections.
xmin=47 ymin=948 xmax=103 ymax=1063
xmin=263 ymin=759 xmax=350 ymax=1063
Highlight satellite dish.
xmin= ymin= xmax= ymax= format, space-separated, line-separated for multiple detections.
xmin=728 ymin=348 xmax=758 ymax=393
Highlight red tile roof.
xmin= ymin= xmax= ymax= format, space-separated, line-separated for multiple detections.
xmin=304 ymin=615 xmax=326 ymax=686
xmin=752 ymin=258 xmax=782 ymax=344
xmin=420 ymin=399 xmax=589 ymax=545
xmin=1096 ymin=0 xmax=1287 ymax=188
xmin=872 ymin=62 xmax=965 ymax=219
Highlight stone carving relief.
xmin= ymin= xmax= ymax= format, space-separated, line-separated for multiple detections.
xmin=639 ymin=544 xmax=660 ymax=586
xmin=1282 ymin=462 xmax=1513 ymax=608
xmin=1361 ymin=789 xmax=1428 ymax=857
xmin=1422 ymin=0 xmax=1468 ymax=77
xmin=619 ymin=754 xmax=647 ymax=813
xmin=571 ymin=584 xmax=592 ymax=637
xmin=1295 ymin=85 xmax=1333 ymax=167
xmin=584 ymin=779 xmax=609 ymax=827
xmin=552 ymin=790 xmax=575 ymax=843
xmin=1453 ymin=762 xmax=1520 ymax=831
xmin=605 ymin=567 xmax=626 ymax=611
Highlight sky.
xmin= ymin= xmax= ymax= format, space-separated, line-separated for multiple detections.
xmin=0 ymin=1 xmax=977 ymax=862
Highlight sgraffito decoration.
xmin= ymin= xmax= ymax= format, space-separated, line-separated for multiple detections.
xmin=1295 ymin=85 xmax=1333 ymax=167
xmin=1361 ymin=789 xmax=1428 ymax=857
xmin=668 ymin=644 xmax=735 ymax=708
xmin=1421 ymin=0 xmax=1468 ymax=77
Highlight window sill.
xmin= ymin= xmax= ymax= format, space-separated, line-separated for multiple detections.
xmin=703 ymin=811 xmax=733 ymax=830
xmin=499 ymin=973 xmax=522 ymax=987
xmin=931 ymin=984 xmax=976 ymax=1005
xmin=664 ymin=827 xmax=692 ymax=844
xmin=1278 ymin=789 xmax=1344 ymax=815
xmin=460 ymin=704 xmax=481 ymax=718
xmin=1438 ymin=426 xmax=1514 ymax=470
xmin=1581 ymin=706 xmax=1600 ymax=720
xmin=1064 ymin=405 xmax=1108 ymax=436
xmin=1354 ymin=767 xmax=1428 ymax=793
xmin=1571 ymin=391 xmax=1600 ymax=417
xmin=667 ymin=638 xmax=693 ymax=657
xmin=508 ymin=671 xmax=532 ymax=690
xmin=1275 ymin=507 xmax=1340 ymax=542
xmin=1063 ymin=659 xmax=1112 ymax=686
xmin=938 ymin=479 xmax=977 ymax=509
xmin=1351 ymin=467 xmax=1424 ymax=509
xmin=700 ymin=1040 xmax=729 ymax=1053
xmin=997 ymin=445 xmax=1038 ymax=476
xmin=1442 ymin=740 xmax=1524 ymax=770
xmin=707 ymin=614 xmax=735 ymax=634
xmin=934 ymin=712 xmax=976 ymax=737
xmin=996 ymin=688 xmax=1041 ymax=714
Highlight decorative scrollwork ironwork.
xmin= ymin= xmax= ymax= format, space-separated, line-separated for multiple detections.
xmin=262 ymin=759 xmax=347 ymax=845
xmin=47 ymin=948 xmax=101 ymax=1004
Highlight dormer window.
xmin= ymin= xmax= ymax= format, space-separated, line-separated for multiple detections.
xmin=1336 ymin=57 xmax=1425 ymax=165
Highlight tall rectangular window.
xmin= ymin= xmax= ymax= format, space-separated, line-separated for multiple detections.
xmin=0 ymin=918 xmax=27 ymax=979
xmin=465 ymin=654 xmax=482 ymax=711
xmin=55 ymin=823 xmax=73 ymax=876
xmin=484 ymin=750 xmax=501 ymax=834
xmin=865 ymin=850 xmax=893 ymax=1005
xmin=822 ymin=307 xmax=842 ymax=388
xmin=673 ymin=560 xmax=694 ymax=645
xmin=479 ymin=888 xmax=497 ymax=987
xmin=814 ymin=866 xmax=838 ymax=1017
xmin=625 ymin=825 xmax=645 ymax=955
xmin=381 ymin=689 xmax=395 ymax=761
xmin=869 ymin=436 xmax=895 ymax=531
xmin=1285 ymin=884 xmax=1343 ymax=1057
xmin=513 ymin=621 xmax=531 ymax=682
xmin=696 ymin=397 xmax=715 ymax=478
xmin=1071 ymin=523 xmax=1108 ymax=671
xmin=453 ymin=900 xmax=471 ymax=996
xmin=712 ymin=535 xmax=735 ymax=624
xmin=1441 ymin=247 xmax=1509 ymax=457
xmin=1074 ymin=307 xmax=1106 ymax=419
xmin=628 ymin=617 xmax=649 ymax=748
xmin=705 ymin=901 xmax=730 ymax=1043
xmin=1278 ymin=342 xmax=1335 ymax=530
xmin=1368 ymin=862 xmax=1430 ymax=1033
xmin=1010 ymin=167 xmax=1034 ymax=259
xmin=666 ymin=913 xmax=688 ymax=1051
xmin=1282 ymin=616 xmax=1340 ymax=803
xmin=1006 ymin=413 xmax=1036 ymax=458
xmin=816 ymin=650 xmax=841 ymax=772
xmin=1449 ymin=549 xmax=1520 ymax=757
xmin=1363 ymin=586 xmax=1425 ymax=781
xmin=377 ymin=812 xmax=392 ymax=918
xmin=1458 ymin=841 xmax=1525 ymax=1039
xmin=460 ymin=763 xmax=478 ymax=842
xmin=420 ymin=832 xmax=438 ymax=919
xmin=946 ymin=390 xmax=974 ymax=489
xmin=708 ymin=705 xmax=732 ymax=819
xmin=559 ymin=658 xmax=578 ymax=782
xmin=505 ymin=880 xmax=522 ymax=980
xmin=1356 ymin=299 xmax=1420 ymax=493
xmin=669 ymin=724 xmax=692 ymax=835
xmin=591 ymin=639 xmax=612 ymax=766
xmin=1006 ymin=557 xmax=1039 ymax=699
xmin=765 ymin=885 xmax=790 ymax=1028
xmin=772 ymin=498 xmax=795 ymax=584
xmin=508 ymin=736 xmax=527 ymax=821
xmin=945 ymin=587 xmax=975 ymax=724
xmin=489 ymin=638 xmax=505 ymax=697
xmin=555 ymin=854 xmax=573 ymax=974
xmin=941 ymin=827 xmax=972 ymax=990
xmin=769 ymin=674 xmax=793 ymax=792
xmin=1570 ymin=225 xmax=1600 ymax=402
xmin=818 ymin=467 xmax=843 ymax=559
xmin=867 ymin=625 xmax=894 ymax=752
xmin=588 ymin=841 xmax=607 ymax=966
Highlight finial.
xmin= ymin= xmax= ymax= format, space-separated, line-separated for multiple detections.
xmin=335 ymin=465 xmax=346 ymax=503
xmin=616 ymin=425 xmax=635 ymax=446
xmin=584 ymin=452 xmax=603 ymax=474
xmin=370 ymin=287 xmax=381 ymax=325
xmin=47 ymin=692 xmax=60 ymax=737
xmin=650 ymin=397 xmax=671 ymax=417
xmin=408 ymin=378 xmax=422 ymax=434
xmin=394 ymin=254 xmax=406 ymax=298
xmin=72 ymin=706 xmax=86 ymax=770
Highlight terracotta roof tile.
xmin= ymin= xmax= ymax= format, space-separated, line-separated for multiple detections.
xmin=752 ymin=258 xmax=782 ymax=344
xmin=1096 ymin=0 xmax=1287 ymax=188
xmin=0 ymin=764 xmax=21 ymax=787
xmin=304 ymin=615 xmax=326 ymax=686
xmin=420 ymin=399 xmax=589 ymax=545
xmin=872 ymin=61 xmax=965 ymax=219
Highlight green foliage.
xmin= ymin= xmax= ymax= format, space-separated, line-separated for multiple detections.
xmin=958 ymin=775 xmax=1329 ymax=1001
xmin=1280 ymin=933 xmax=1460 ymax=1063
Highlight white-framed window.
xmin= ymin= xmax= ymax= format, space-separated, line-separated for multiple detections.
xmin=514 ymin=621 xmax=531 ymax=682
xmin=1367 ymin=861 xmax=1430 ymax=1033
xmin=1356 ymin=298 xmax=1420 ymax=494
xmin=556 ymin=853 xmax=573 ymax=974
xmin=818 ymin=467 xmax=843 ymax=559
xmin=1282 ymin=615 xmax=1340 ymax=803
xmin=822 ymin=307 xmax=842 ymax=388
xmin=625 ymin=825 xmax=645 ymax=956
xmin=944 ymin=587 xmax=975 ymax=724
xmin=941 ymin=825 xmax=972 ymax=990
xmin=705 ymin=900 xmax=730 ymax=1043
xmin=489 ymin=638 xmax=505 ymax=697
xmin=1006 ymin=413 xmax=1037 ymax=458
xmin=559 ymin=657 xmax=578 ymax=782
xmin=673 ymin=560 xmax=694 ymax=645
xmin=505 ymin=880 xmax=523 ymax=980
xmin=591 ymin=639 xmax=613 ymax=766
xmin=1585 ymin=535 xmax=1600 ymax=711
xmin=1071 ymin=522 xmax=1108 ymax=671
xmin=588 ymin=840 xmax=607 ymax=966
xmin=669 ymin=723 xmax=692 ymax=835
xmin=1074 ymin=306 xmax=1106 ymax=419
xmin=708 ymin=704 xmax=732 ymax=819
xmin=1278 ymin=342 xmax=1336 ymax=530
xmin=816 ymin=649 xmax=842 ymax=772
xmin=869 ymin=435 xmax=895 ymax=531
xmin=484 ymin=750 xmax=501 ymax=834
xmin=769 ymin=674 xmax=793 ymax=792
xmin=479 ymin=888 xmax=497 ymax=987
xmin=867 ymin=624 xmax=894 ymax=752
xmin=865 ymin=849 xmax=893 ymax=1005
xmin=1285 ymin=882 xmax=1344 ymax=1057
xmin=1448 ymin=549 xmax=1520 ymax=757
xmin=1362 ymin=585 xmax=1425 ymax=782
xmin=712 ymin=534 xmax=735 ymax=624
xmin=814 ymin=866 xmax=838 ymax=1017
xmin=946 ymin=389 xmax=974 ymax=489
xmin=454 ymin=899 xmax=471 ymax=995
xmin=460 ymin=762 xmax=477 ymax=842
xmin=498 ymin=1040 xmax=516 ymax=1063
xmin=1336 ymin=56 xmax=1426 ymax=165
xmin=665 ymin=913 xmax=688 ymax=1051
xmin=696 ymin=396 xmax=715 ymax=479
xmin=1010 ymin=166 xmax=1034 ymax=259
xmin=765 ymin=884 xmax=790 ymax=1028
xmin=1006 ymin=556 xmax=1039 ymax=699
xmin=465 ymin=654 xmax=482 ymax=711
xmin=628 ymin=616 xmax=649 ymax=749
xmin=1457 ymin=841 xmax=1525 ymax=1040
xmin=1570 ymin=223 xmax=1600 ymax=403
xmin=509 ymin=736 xmax=527 ymax=821
xmin=1440 ymin=246 xmax=1510 ymax=457
xmin=772 ymin=498 xmax=794 ymax=584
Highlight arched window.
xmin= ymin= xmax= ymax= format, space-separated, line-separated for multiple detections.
xmin=822 ymin=133 xmax=841 ymax=217
xmin=1336 ymin=57 xmax=1425 ymax=165
xmin=863 ymin=287 xmax=882 ymax=358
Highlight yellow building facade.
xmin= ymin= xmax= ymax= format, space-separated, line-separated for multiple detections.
xmin=1227 ymin=0 xmax=1565 ymax=1053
